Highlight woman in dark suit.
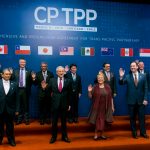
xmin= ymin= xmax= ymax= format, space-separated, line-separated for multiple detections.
xmin=88 ymin=72 xmax=114 ymax=140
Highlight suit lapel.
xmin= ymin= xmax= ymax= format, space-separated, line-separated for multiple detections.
xmin=0 ymin=80 xmax=6 ymax=95
xmin=6 ymin=81 xmax=14 ymax=96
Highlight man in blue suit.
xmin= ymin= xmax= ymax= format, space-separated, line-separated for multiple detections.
xmin=119 ymin=61 xmax=149 ymax=139
xmin=0 ymin=68 xmax=19 ymax=146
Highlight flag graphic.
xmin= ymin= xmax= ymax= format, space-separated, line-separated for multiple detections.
xmin=81 ymin=47 xmax=95 ymax=56
xmin=101 ymin=48 xmax=114 ymax=56
xmin=38 ymin=46 xmax=53 ymax=55
xmin=59 ymin=47 xmax=74 ymax=55
xmin=139 ymin=48 xmax=150 ymax=57
xmin=120 ymin=48 xmax=133 ymax=57
xmin=0 ymin=45 xmax=8 ymax=54
xmin=15 ymin=45 xmax=31 ymax=55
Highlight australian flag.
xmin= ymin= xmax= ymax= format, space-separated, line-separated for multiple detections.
xmin=101 ymin=48 xmax=114 ymax=56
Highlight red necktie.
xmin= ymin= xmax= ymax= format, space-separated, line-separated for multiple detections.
xmin=58 ymin=79 xmax=62 ymax=92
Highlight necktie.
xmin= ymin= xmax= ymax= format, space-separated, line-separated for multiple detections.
xmin=134 ymin=74 xmax=138 ymax=86
xmin=43 ymin=72 xmax=47 ymax=81
xmin=58 ymin=78 xmax=62 ymax=92
xmin=72 ymin=74 xmax=76 ymax=81
xmin=19 ymin=69 xmax=23 ymax=87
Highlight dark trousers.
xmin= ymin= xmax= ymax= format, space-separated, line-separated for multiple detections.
xmin=69 ymin=92 xmax=79 ymax=120
xmin=17 ymin=88 xmax=29 ymax=122
xmin=0 ymin=111 xmax=15 ymax=141
xmin=51 ymin=108 xmax=67 ymax=139
xmin=39 ymin=96 xmax=51 ymax=121
xmin=128 ymin=104 xmax=146 ymax=135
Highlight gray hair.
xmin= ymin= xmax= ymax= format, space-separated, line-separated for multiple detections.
xmin=56 ymin=66 xmax=64 ymax=72
xmin=2 ymin=68 xmax=11 ymax=74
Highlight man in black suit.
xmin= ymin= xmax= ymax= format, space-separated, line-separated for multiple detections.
xmin=44 ymin=66 xmax=71 ymax=144
xmin=32 ymin=62 xmax=54 ymax=125
xmin=102 ymin=62 xmax=117 ymax=97
xmin=0 ymin=68 xmax=19 ymax=146
xmin=119 ymin=61 xmax=149 ymax=139
xmin=138 ymin=61 xmax=150 ymax=91
xmin=11 ymin=58 xmax=33 ymax=125
xmin=65 ymin=64 xmax=82 ymax=123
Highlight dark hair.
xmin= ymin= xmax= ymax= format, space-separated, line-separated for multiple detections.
xmin=102 ymin=62 xmax=110 ymax=68
xmin=70 ymin=64 xmax=77 ymax=69
xmin=130 ymin=61 xmax=138 ymax=66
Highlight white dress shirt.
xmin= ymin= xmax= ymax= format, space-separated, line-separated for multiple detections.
xmin=2 ymin=79 xmax=10 ymax=95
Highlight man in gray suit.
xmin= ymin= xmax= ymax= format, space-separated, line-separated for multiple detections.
xmin=0 ymin=68 xmax=19 ymax=146
xmin=119 ymin=61 xmax=149 ymax=139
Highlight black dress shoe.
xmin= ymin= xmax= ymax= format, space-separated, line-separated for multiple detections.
xmin=74 ymin=118 xmax=78 ymax=123
xmin=16 ymin=121 xmax=22 ymax=125
xmin=40 ymin=120 xmax=45 ymax=125
xmin=100 ymin=135 xmax=108 ymax=140
xmin=132 ymin=133 xmax=138 ymax=139
xmin=49 ymin=137 xmax=56 ymax=144
xmin=93 ymin=136 xmax=99 ymax=141
xmin=46 ymin=119 xmax=51 ymax=124
xmin=25 ymin=121 xmax=30 ymax=125
xmin=140 ymin=134 xmax=149 ymax=139
xmin=8 ymin=140 xmax=16 ymax=146
xmin=68 ymin=119 xmax=73 ymax=124
xmin=62 ymin=137 xmax=71 ymax=143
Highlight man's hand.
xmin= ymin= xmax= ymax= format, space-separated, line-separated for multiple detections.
xmin=143 ymin=100 xmax=148 ymax=106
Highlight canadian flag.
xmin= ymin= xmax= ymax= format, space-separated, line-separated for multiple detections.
xmin=120 ymin=48 xmax=133 ymax=57
xmin=0 ymin=45 xmax=8 ymax=54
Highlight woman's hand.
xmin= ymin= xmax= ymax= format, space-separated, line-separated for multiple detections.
xmin=88 ymin=84 xmax=93 ymax=92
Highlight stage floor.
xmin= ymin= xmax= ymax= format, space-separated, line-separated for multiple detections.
xmin=1 ymin=116 xmax=150 ymax=150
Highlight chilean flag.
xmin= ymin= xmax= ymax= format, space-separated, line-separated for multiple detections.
xmin=15 ymin=45 xmax=31 ymax=55
xmin=0 ymin=45 xmax=8 ymax=54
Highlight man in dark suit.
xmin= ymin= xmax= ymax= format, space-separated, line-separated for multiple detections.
xmin=102 ymin=62 xmax=117 ymax=97
xmin=0 ymin=68 xmax=19 ymax=146
xmin=119 ymin=61 xmax=149 ymax=139
xmin=138 ymin=60 xmax=150 ymax=91
xmin=11 ymin=58 xmax=33 ymax=125
xmin=44 ymin=66 xmax=71 ymax=144
xmin=32 ymin=62 xmax=54 ymax=125
xmin=65 ymin=64 xmax=82 ymax=123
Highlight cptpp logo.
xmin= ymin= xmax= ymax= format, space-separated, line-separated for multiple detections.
xmin=34 ymin=6 xmax=97 ymax=32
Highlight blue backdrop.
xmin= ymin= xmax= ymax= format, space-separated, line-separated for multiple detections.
xmin=0 ymin=0 xmax=150 ymax=117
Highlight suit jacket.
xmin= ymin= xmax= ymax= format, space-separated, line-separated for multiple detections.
xmin=0 ymin=79 xmax=19 ymax=115
xmin=11 ymin=69 xmax=32 ymax=95
xmin=34 ymin=70 xmax=54 ymax=98
xmin=65 ymin=72 xmax=82 ymax=94
xmin=49 ymin=77 xmax=71 ymax=111
xmin=119 ymin=73 xmax=148 ymax=105
xmin=138 ymin=70 xmax=150 ymax=91
xmin=102 ymin=70 xmax=117 ymax=96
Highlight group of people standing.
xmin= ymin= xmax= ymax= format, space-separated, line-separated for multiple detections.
xmin=0 ymin=59 xmax=149 ymax=146
xmin=88 ymin=60 xmax=149 ymax=140
xmin=0 ymin=58 xmax=82 ymax=146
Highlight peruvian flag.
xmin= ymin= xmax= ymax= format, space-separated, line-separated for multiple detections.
xmin=0 ymin=45 xmax=8 ymax=54
xmin=120 ymin=48 xmax=133 ymax=57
